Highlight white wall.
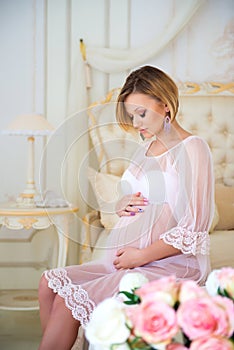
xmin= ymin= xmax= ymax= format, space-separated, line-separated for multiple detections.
xmin=0 ymin=0 xmax=50 ymax=289
xmin=0 ymin=0 xmax=45 ymax=202
xmin=128 ymin=0 xmax=234 ymax=82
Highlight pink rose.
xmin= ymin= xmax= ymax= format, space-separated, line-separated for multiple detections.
xmin=166 ymin=343 xmax=188 ymax=350
xmin=126 ymin=299 xmax=178 ymax=344
xmin=136 ymin=275 xmax=179 ymax=306
xmin=213 ymin=295 xmax=234 ymax=337
xmin=190 ymin=336 xmax=234 ymax=350
xmin=218 ymin=267 xmax=234 ymax=298
xmin=177 ymin=296 xmax=234 ymax=340
xmin=179 ymin=280 xmax=208 ymax=304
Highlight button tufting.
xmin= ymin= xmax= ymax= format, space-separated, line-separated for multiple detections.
xmin=207 ymin=142 xmax=213 ymax=150
xmin=223 ymin=130 xmax=228 ymax=136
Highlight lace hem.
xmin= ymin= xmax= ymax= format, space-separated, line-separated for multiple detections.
xmin=44 ymin=268 xmax=95 ymax=327
xmin=160 ymin=227 xmax=210 ymax=255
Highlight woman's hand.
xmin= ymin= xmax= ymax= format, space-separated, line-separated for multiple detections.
xmin=114 ymin=242 xmax=181 ymax=270
xmin=116 ymin=191 xmax=148 ymax=217
xmin=113 ymin=247 xmax=147 ymax=270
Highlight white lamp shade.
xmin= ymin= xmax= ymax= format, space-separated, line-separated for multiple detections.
xmin=2 ymin=113 xmax=54 ymax=136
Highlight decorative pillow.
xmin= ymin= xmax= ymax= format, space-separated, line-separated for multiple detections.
xmin=215 ymin=184 xmax=234 ymax=230
xmin=88 ymin=167 xmax=122 ymax=229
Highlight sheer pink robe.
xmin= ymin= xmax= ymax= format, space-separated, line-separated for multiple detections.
xmin=44 ymin=135 xmax=214 ymax=327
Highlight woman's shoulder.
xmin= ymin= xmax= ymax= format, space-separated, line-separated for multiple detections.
xmin=183 ymin=135 xmax=210 ymax=149
xmin=182 ymin=135 xmax=212 ymax=160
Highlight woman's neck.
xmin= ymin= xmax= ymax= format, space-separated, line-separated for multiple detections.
xmin=156 ymin=119 xmax=192 ymax=148
xmin=156 ymin=119 xmax=191 ymax=145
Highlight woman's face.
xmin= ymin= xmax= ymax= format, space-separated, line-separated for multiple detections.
xmin=124 ymin=93 xmax=168 ymax=138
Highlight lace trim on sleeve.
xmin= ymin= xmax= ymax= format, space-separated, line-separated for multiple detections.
xmin=160 ymin=227 xmax=210 ymax=255
xmin=44 ymin=268 xmax=95 ymax=327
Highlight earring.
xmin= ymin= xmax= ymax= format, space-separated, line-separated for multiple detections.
xmin=164 ymin=115 xmax=171 ymax=133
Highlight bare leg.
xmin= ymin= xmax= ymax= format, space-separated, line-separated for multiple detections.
xmin=38 ymin=275 xmax=57 ymax=333
xmin=38 ymin=293 xmax=80 ymax=350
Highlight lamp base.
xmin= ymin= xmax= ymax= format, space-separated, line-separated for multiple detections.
xmin=16 ymin=193 xmax=36 ymax=208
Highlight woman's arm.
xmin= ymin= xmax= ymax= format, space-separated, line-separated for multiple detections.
xmin=114 ymin=137 xmax=215 ymax=270
xmin=113 ymin=240 xmax=181 ymax=270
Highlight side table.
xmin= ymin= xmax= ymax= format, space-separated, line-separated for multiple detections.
xmin=0 ymin=202 xmax=78 ymax=310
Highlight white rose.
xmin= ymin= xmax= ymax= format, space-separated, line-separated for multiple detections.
xmin=150 ymin=343 xmax=167 ymax=350
xmin=111 ymin=344 xmax=131 ymax=350
xmin=205 ymin=269 xmax=219 ymax=296
xmin=89 ymin=345 xmax=130 ymax=350
xmin=119 ymin=272 xmax=149 ymax=294
xmin=85 ymin=298 xmax=130 ymax=347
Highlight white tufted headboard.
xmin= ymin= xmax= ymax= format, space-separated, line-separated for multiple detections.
xmin=178 ymin=96 xmax=234 ymax=185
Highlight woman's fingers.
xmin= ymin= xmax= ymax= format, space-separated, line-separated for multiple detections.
xmin=127 ymin=197 xmax=149 ymax=211
xmin=116 ymin=193 xmax=149 ymax=216
xmin=130 ymin=198 xmax=149 ymax=206
xmin=125 ymin=205 xmax=143 ymax=213
xmin=118 ymin=206 xmax=145 ymax=217
xmin=117 ymin=210 xmax=137 ymax=217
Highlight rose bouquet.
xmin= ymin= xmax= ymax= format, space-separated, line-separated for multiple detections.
xmin=85 ymin=269 xmax=234 ymax=350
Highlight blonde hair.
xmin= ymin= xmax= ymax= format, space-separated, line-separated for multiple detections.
xmin=116 ymin=65 xmax=179 ymax=131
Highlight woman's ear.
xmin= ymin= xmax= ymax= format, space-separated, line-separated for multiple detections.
xmin=165 ymin=105 xmax=170 ymax=112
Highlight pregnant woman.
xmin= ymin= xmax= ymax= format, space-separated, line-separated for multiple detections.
xmin=38 ymin=65 xmax=214 ymax=350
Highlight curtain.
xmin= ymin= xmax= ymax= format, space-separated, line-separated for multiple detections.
xmin=86 ymin=0 xmax=204 ymax=74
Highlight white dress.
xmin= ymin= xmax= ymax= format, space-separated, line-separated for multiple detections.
xmin=44 ymin=135 xmax=215 ymax=327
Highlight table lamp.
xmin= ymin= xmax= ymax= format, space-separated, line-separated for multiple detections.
xmin=2 ymin=113 xmax=54 ymax=208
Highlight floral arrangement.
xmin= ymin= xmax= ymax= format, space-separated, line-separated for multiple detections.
xmin=85 ymin=268 xmax=234 ymax=350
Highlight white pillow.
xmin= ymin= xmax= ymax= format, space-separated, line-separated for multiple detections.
xmin=88 ymin=167 xmax=122 ymax=229
xmin=215 ymin=184 xmax=234 ymax=230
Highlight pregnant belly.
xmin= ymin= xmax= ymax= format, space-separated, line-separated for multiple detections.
xmin=104 ymin=205 xmax=156 ymax=264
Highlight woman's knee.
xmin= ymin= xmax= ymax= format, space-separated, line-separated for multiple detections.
xmin=38 ymin=274 xmax=52 ymax=300
xmin=52 ymin=294 xmax=65 ymax=308
xmin=52 ymin=294 xmax=80 ymax=327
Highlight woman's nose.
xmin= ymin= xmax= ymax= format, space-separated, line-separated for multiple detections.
xmin=132 ymin=115 xmax=142 ymax=129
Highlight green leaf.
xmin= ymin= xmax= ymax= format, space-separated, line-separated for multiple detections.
xmin=217 ymin=287 xmax=234 ymax=301
xmin=124 ymin=300 xmax=139 ymax=305
xmin=118 ymin=291 xmax=141 ymax=304
xmin=229 ymin=330 xmax=234 ymax=342
xmin=127 ymin=336 xmax=153 ymax=349
xmin=174 ymin=300 xmax=180 ymax=310
xmin=182 ymin=332 xmax=191 ymax=347
xmin=111 ymin=342 xmax=130 ymax=350
xmin=119 ymin=291 xmax=135 ymax=298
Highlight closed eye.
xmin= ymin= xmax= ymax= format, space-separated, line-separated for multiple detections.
xmin=128 ymin=110 xmax=146 ymax=119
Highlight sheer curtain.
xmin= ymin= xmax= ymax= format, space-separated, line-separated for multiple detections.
xmin=86 ymin=0 xmax=204 ymax=73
